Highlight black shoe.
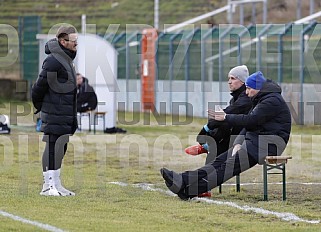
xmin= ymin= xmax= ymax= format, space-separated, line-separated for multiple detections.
xmin=160 ymin=168 xmax=174 ymax=186
xmin=115 ymin=127 xmax=126 ymax=133
xmin=160 ymin=168 xmax=190 ymax=201
xmin=104 ymin=127 xmax=127 ymax=134
xmin=104 ymin=127 xmax=117 ymax=134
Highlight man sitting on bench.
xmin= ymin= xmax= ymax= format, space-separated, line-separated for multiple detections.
xmin=76 ymin=73 xmax=98 ymax=113
xmin=160 ymin=71 xmax=292 ymax=200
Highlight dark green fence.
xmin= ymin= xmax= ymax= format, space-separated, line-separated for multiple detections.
xmin=19 ymin=16 xmax=41 ymax=83
xmin=110 ymin=22 xmax=321 ymax=85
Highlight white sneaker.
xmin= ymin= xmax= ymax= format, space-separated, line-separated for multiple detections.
xmin=40 ymin=183 xmax=63 ymax=196
xmin=40 ymin=171 xmax=64 ymax=196
xmin=54 ymin=169 xmax=75 ymax=196
xmin=55 ymin=185 xmax=75 ymax=196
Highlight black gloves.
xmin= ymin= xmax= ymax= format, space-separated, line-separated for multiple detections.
xmin=197 ymin=127 xmax=209 ymax=145
xmin=198 ymin=127 xmax=208 ymax=136
xmin=207 ymin=119 xmax=223 ymax=130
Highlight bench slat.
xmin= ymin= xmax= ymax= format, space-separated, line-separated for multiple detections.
xmin=265 ymin=156 xmax=292 ymax=164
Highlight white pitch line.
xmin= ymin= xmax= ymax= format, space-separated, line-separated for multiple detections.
xmin=110 ymin=182 xmax=320 ymax=224
xmin=220 ymin=182 xmax=321 ymax=186
xmin=0 ymin=210 xmax=65 ymax=232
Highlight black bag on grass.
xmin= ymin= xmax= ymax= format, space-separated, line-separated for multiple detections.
xmin=0 ymin=122 xmax=11 ymax=134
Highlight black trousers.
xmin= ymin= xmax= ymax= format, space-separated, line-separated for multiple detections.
xmin=42 ymin=134 xmax=69 ymax=171
xmin=205 ymin=137 xmax=231 ymax=165
xmin=181 ymin=147 xmax=258 ymax=196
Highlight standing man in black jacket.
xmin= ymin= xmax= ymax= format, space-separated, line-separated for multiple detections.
xmin=32 ymin=25 xmax=78 ymax=196
xmin=161 ymin=71 xmax=292 ymax=200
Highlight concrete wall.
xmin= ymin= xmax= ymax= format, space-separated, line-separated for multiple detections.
xmin=115 ymin=79 xmax=321 ymax=125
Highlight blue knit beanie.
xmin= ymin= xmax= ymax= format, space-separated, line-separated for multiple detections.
xmin=246 ymin=71 xmax=266 ymax=90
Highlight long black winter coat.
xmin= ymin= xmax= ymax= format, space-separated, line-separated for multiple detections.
xmin=226 ymin=80 xmax=291 ymax=163
xmin=32 ymin=38 xmax=78 ymax=135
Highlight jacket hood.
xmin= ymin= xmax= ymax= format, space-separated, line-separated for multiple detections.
xmin=45 ymin=38 xmax=77 ymax=60
xmin=252 ymin=79 xmax=282 ymax=102
xmin=260 ymin=79 xmax=282 ymax=94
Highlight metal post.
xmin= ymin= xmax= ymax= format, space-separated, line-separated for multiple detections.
xmin=154 ymin=32 xmax=164 ymax=109
xmin=297 ymin=0 xmax=302 ymax=20
xmin=184 ymin=29 xmax=198 ymax=116
xmin=18 ymin=17 xmax=23 ymax=80
xmin=251 ymin=2 xmax=256 ymax=24
xmin=263 ymin=163 xmax=268 ymax=201
xmin=230 ymin=4 xmax=234 ymax=24
xmin=169 ymin=31 xmax=182 ymax=113
xmin=184 ymin=38 xmax=189 ymax=112
xmin=278 ymin=23 xmax=292 ymax=83
xmin=154 ymin=0 xmax=159 ymax=30
xmin=263 ymin=0 xmax=267 ymax=24
xmin=201 ymin=27 xmax=216 ymax=117
xmin=300 ymin=21 xmax=317 ymax=125
xmin=257 ymin=24 xmax=273 ymax=71
xmin=228 ymin=0 xmax=233 ymax=24
xmin=126 ymin=32 xmax=138 ymax=112
xmin=310 ymin=0 xmax=314 ymax=15
xmin=239 ymin=3 xmax=244 ymax=25
xmin=238 ymin=25 xmax=252 ymax=65
xmin=236 ymin=175 xmax=240 ymax=192
xmin=81 ymin=14 xmax=86 ymax=34
xmin=299 ymin=28 xmax=304 ymax=125
xmin=219 ymin=26 xmax=232 ymax=103
xmin=282 ymin=164 xmax=286 ymax=201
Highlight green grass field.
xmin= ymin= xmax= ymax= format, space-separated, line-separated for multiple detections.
xmin=0 ymin=103 xmax=321 ymax=231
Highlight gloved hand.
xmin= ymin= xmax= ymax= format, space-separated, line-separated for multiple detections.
xmin=197 ymin=127 xmax=208 ymax=144
xmin=198 ymin=127 xmax=208 ymax=136
xmin=207 ymin=119 xmax=222 ymax=130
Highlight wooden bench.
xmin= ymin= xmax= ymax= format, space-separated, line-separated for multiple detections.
xmin=263 ymin=156 xmax=292 ymax=201
xmin=220 ymin=156 xmax=292 ymax=201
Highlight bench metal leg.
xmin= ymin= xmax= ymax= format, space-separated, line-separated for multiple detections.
xmin=93 ymin=114 xmax=106 ymax=134
xmin=236 ymin=175 xmax=240 ymax=192
xmin=94 ymin=115 xmax=97 ymax=134
xmin=218 ymin=161 xmax=288 ymax=201
xmin=79 ymin=115 xmax=82 ymax=131
xmin=218 ymin=174 xmax=240 ymax=193
xmin=88 ymin=114 xmax=91 ymax=132
xmin=282 ymin=164 xmax=286 ymax=201
xmin=263 ymin=163 xmax=268 ymax=201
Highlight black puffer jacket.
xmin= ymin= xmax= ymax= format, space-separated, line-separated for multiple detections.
xmin=205 ymin=84 xmax=252 ymax=141
xmin=225 ymin=84 xmax=252 ymax=115
xmin=32 ymin=38 xmax=78 ymax=135
xmin=222 ymin=84 xmax=252 ymax=136
xmin=226 ymin=80 xmax=292 ymax=162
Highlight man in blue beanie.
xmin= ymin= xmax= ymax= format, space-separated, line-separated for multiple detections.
xmin=160 ymin=71 xmax=292 ymax=200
